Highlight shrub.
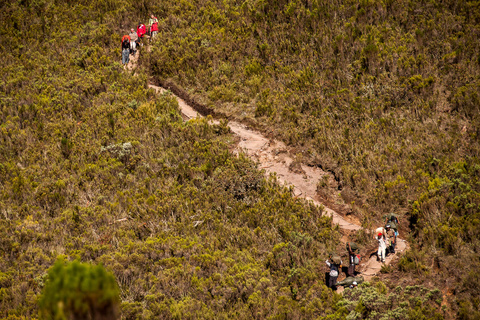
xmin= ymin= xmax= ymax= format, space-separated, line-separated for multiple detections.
xmin=38 ymin=259 xmax=120 ymax=320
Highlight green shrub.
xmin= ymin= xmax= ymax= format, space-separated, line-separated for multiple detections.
xmin=38 ymin=259 xmax=120 ymax=320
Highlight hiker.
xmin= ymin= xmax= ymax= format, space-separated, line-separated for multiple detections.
xmin=385 ymin=224 xmax=396 ymax=254
xmin=129 ymin=28 xmax=138 ymax=55
xmin=385 ymin=213 xmax=399 ymax=236
xmin=376 ymin=232 xmax=386 ymax=263
xmin=121 ymin=34 xmax=130 ymax=65
xmin=137 ymin=23 xmax=147 ymax=45
xmin=148 ymin=14 xmax=158 ymax=38
xmin=325 ymin=255 xmax=342 ymax=290
xmin=346 ymin=242 xmax=359 ymax=277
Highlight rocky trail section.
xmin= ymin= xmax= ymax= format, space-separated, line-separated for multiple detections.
xmin=127 ymin=49 xmax=407 ymax=287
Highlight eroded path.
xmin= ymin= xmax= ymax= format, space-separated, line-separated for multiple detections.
xmin=147 ymin=84 xmax=407 ymax=282
xmin=127 ymin=50 xmax=407 ymax=286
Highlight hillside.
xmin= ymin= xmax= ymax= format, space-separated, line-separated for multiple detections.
xmin=145 ymin=0 xmax=480 ymax=318
xmin=0 ymin=0 xmax=478 ymax=319
xmin=0 ymin=1 xmax=340 ymax=318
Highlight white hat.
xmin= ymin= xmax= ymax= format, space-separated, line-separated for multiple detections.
xmin=352 ymin=281 xmax=357 ymax=286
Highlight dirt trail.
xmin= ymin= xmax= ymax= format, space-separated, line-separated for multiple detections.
xmin=126 ymin=50 xmax=407 ymax=287
xmin=147 ymin=84 xmax=407 ymax=282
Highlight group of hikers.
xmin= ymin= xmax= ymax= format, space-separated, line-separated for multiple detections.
xmin=121 ymin=14 xmax=159 ymax=65
xmin=325 ymin=242 xmax=360 ymax=290
xmin=119 ymin=14 xmax=402 ymax=292
xmin=325 ymin=213 xmax=400 ymax=290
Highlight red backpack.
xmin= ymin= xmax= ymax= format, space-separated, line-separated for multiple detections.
xmin=122 ymin=37 xmax=130 ymax=49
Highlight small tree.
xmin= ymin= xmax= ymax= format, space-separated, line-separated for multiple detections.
xmin=38 ymin=259 xmax=120 ymax=320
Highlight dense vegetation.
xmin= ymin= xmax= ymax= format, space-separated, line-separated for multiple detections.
xmin=0 ymin=1 xmax=340 ymax=318
xmin=146 ymin=0 xmax=480 ymax=317
xmin=0 ymin=0 xmax=477 ymax=319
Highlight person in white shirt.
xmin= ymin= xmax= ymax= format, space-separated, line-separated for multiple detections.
xmin=129 ymin=28 xmax=138 ymax=55
xmin=377 ymin=232 xmax=386 ymax=263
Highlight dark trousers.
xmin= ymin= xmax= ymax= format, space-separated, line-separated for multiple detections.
xmin=328 ymin=275 xmax=338 ymax=289
xmin=122 ymin=49 xmax=130 ymax=64
xmin=348 ymin=254 xmax=356 ymax=277
xmin=389 ymin=242 xmax=396 ymax=254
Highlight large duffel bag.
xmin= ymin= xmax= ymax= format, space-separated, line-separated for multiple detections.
xmin=337 ymin=276 xmax=364 ymax=287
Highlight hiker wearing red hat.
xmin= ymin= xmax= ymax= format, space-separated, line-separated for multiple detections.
xmin=376 ymin=231 xmax=386 ymax=263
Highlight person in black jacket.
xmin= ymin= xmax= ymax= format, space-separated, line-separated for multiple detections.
xmin=121 ymin=35 xmax=130 ymax=65
xmin=325 ymin=256 xmax=342 ymax=290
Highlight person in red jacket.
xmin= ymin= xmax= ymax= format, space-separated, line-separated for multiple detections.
xmin=148 ymin=14 xmax=158 ymax=39
xmin=136 ymin=23 xmax=146 ymax=45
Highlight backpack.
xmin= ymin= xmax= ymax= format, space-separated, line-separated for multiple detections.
xmin=337 ymin=276 xmax=365 ymax=287
xmin=386 ymin=213 xmax=398 ymax=223
xmin=387 ymin=221 xmax=397 ymax=231
xmin=329 ymin=263 xmax=339 ymax=277
xmin=330 ymin=254 xmax=342 ymax=265
xmin=376 ymin=227 xmax=385 ymax=236
xmin=385 ymin=213 xmax=398 ymax=231
xmin=354 ymin=254 xmax=361 ymax=265
xmin=346 ymin=242 xmax=359 ymax=253
xmin=122 ymin=38 xmax=129 ymax=49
